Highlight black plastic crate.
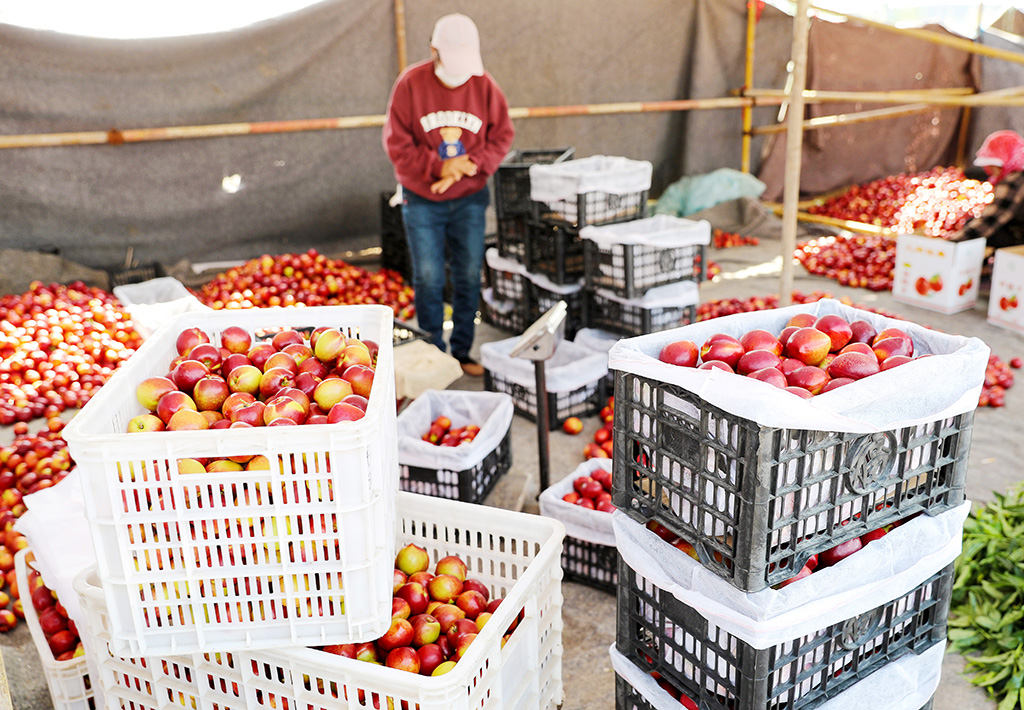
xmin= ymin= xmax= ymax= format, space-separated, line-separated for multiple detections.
xmin=585 ymin=291 xmax=698 ymax=337
xmin=486 ymin=258 xmax=529 ymax=303
xmin=108 ymin=262 xmax=164 ymax=288
xmin=497 ymin=216 xmax=529 ymax=263
xmin=392 ymin=319 xmax=431 ymax=347
xmin=527 ymin=279 xmax=585 ymax=340
xmin=481 ymin=291 xmax=528 ymax=334
xmin=613 ymin=672 xmax=933 ymax=710
xmin=380 ymin=191 xmax=413 ymax=282
xmin=562 ymin=536 xmax=617 ymax=594
xmin=611 ymin=370 xmax=972 ymax=592
xmin=617 ymin=559 xmax=952 ymax=710
xmin=533 ymin=188 xmax=648 ymax=230
xmin=494 ymin=147 xmax=575 ymax=219
xmin=522 ymin=220 xmax=585 ymax=285
xmin=584 ymin=240 xmax=707 ymax=300
xmin=399 ymin=426 xmax=512 ymax=504
xmin=483 ymin=368 xmax=604 ymax=430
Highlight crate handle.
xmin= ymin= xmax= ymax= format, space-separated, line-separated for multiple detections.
xmin=844 ymin=432 xmax=898 ymax=494
xmin=838 ymin=606 xmax=884 ymax=650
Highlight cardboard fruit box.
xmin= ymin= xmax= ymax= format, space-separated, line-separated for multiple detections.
xmin=891 ymin=234 xmax=985 ymax=314
xmin=986 ymin=244 xmax=1024 ymax=334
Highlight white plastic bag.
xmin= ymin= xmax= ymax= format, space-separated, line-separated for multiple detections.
xmin=608 ymin=639 xmax=942 ymax=710
xmin=574 ymin=328 xmax=621 ymax=355
xmin=396 ymin=390 xmax=514 ymax=471
xmin=579 ymin=214 xmax=711 ymax=249
xmin=113 ymin=277 xmax=210 ymax=340
xmin=480 ymin=337 xmax=608 ymax=392
xmin=529 ymin=156 xmax=653 ymax=203
xmin=594 ymin=280 xmax=700 ymax=309
xmin=485 ymin=248 xmax=527 ymax=277
xmin=612 ymin=501 xmax=968 ymax=650
xmin=14 ymin=470 xmax=95 ymax=627
xmin=538 ymin=460 xmax=616 ymax=546
xmin=608 ymin=298 xmax=989 ymax=433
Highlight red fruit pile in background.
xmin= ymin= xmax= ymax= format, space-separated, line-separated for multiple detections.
xmin=0 ymin=418 xmax=74 ymax=633
xmin=696 ymin=291 xmax=1015 ymax=408
xmin=793 ymin=234 xmax=896 ymax=292
xmin=0 ymin=281 xmax=142 ymax=424
xmin=24 ymin=552 xmax=84 ymax=659
xmin=318 ymin=544 xmax=520 ymax=678
xmin=807 ymin=166 xmax=992 ymax=237
xmin=196 ymin=249 xmax=415 ymax=320
xmin=561 ymin=467 xmax=615 ymax=513
xmin=712 ymin=229 xmax=759 ymax=248
xmin=582 ymin=397 xmax=615 ymax=461
xmin=421 ymin=416 xmax=480 ymax=447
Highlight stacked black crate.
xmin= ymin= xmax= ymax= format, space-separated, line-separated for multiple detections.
xmin=484 ymin=148 xmax=577 ymax=333
xmin=604 ymin=300 xmax=985 ymax=710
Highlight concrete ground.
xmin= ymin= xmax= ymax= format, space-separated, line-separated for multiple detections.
xmin=3 ymin=234 xmax=1017 ymax=710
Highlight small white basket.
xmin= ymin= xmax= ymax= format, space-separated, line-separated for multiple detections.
xmin=15 ymin=549 xmax=96 ymax=710
xmin=61 ymin=305 xmax=400 ymax=656
xmin=74 ymin=491 xmax=566 ymax=710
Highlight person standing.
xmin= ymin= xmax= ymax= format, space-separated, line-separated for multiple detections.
xmin=952 ymin=129 xmax=1024 ymax=248
xmin=383 ymin=13 xmax=515 ymax=376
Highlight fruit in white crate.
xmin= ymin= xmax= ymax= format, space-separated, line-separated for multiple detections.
xmin=129 ymin=324 xmax=379 ymax=432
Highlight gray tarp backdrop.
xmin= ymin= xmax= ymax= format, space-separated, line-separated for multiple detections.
xmin=0 ymin=0 xmax=1020 ymax=271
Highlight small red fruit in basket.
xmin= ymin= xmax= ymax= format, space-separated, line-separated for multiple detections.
xmin=377 ymin=618 xmax=415 ymax=652
xmin=700 ymin=334 xmax=744 ymax=369
xmin=813 ymin=314 xmax=853 ymax=352
xmin=646 ymin=520 xmax=677 ymax=543
xmin=583 ymin=443 xmax=609 ymax=459
xmin=827 ymin=352 xmax=879 ymax=381
xmin=785 ymin=328 xmax=832 ymax=366
xmin=773 ymin=563 xmax=813 ymax=589
xmin=747 ymin=367 xmax=787 ymax=388
xmin=562 ymin=491 xmax=580 ymax=504
xmin=658 ymin=340 xmax=699 ymax=368
xmin=395 ymin=543 xmax=430 ymax=576
xmin=596 ymin=499 xmax=616 ymax=513
xmin=739 ymin=329 xmax=783 ymax=356
xmin=736 ymin=349 xmax=782 ymax=376
xmin=562 ymin=417 xmax=583 ymax=435
xmin=578 ymin=478 xmax=604 ymax=499
xmin=818 ymin=537 xmax=863 ymax=568
xmin=591 ymin=468 xmax=613 ymax=491
xmin=175 ymin=327 xmax=211 ymax=357
xmin=576 ymin=497 xmax=595 ymax=510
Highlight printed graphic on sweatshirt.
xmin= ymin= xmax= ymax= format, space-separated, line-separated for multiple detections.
xmin=438 ymin=127 xmax=466 ymax=159
xmin=419 ymin=110 xmax=483 ymax=135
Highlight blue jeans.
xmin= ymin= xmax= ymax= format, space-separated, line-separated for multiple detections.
xmin=402 ymin=186 xmax=489 ymax=361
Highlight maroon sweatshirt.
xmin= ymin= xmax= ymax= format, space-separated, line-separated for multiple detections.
xmin=383 ymin=60 xmax=515 ymax=201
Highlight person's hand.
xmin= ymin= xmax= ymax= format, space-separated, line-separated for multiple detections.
xmin=430 ymin=176 xmax=457 ymax=194
xmin=440 ymin=155 xmax=478 ymax=181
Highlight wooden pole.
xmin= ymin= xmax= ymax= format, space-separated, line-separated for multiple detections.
xmin=764 ymin=202 xmax=902 ymax=235
xmin=394 ymin=0 xmax=408 ymax=73
xmin=0 ymin=96 xmax=787 ymax=150
xmin=744 ymin=86 xmax=1024 ymax=106
xmin=741 ymin=1 xmax=758 ymax=173
xmin=808 ymin=3 xmax=1024 ymax=67
xmin=751 ymin=102 xmax=941 ymax=135
xmin=780 ymin=0 xmax=811 ymax=307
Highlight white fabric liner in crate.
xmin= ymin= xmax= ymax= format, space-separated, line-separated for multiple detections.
xmin=480 ymin=337 xmax=608 ymax=392
xmin=579 ymin=214 xmax=711 ymax=249
xmin=612 ymin=501 xmax=967 ymax=650
xmin=528 ymin=155 xmax=653 ymax=203
xmin=574 ymin=328 xmax=621 ymax=354
xmin=482 ymin=288 xmax=518 ymax=315
xmin=538 ymin=459 xmax=615 ymax=546
xmin=526 ymin=268 xmax=583 ymax=296
xmin=14 ymin=470 xmax=94 ymax=630
xmin=486 ymin=248 xmax=527 ymax=276
xmin=396 ymin=390 xmax=514 ymax=470
xmin=113 ymin=276 xmax=211 ymax=340
xmin=594 ymin=279 xmax=699 ymax=308
xmin=609 ymin=641 xmax=942 ymax=710
xmin=608 ymin=298 xmax=988 ymax=433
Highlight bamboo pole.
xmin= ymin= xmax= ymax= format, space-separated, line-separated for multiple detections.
xmin=393 ymin=0 xmax=408 ymax=73
xmin=765 ymin=202 xmax=901 ymax=236
xmin=0 ymin=96 xmax=788 ymax=150
xmin=741 ymin=1 xmax=758 ymax=173
xmin=751 ymin=102 xmax=940 ymax=135
xmin=808 ymin=3 xmax=1024 ymax=67
xmin=780 ymin=0 xmax=811 ymax=306
xmin=745 ymin=87 xmax=1024 ymax=106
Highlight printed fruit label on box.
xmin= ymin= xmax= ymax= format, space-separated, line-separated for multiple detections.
xmin=892 ymin=234 xmax=986 ymax=314
xmin=987 ymin=245 xmax=1024 ymax=333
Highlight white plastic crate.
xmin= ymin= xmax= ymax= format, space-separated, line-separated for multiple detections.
xmin=74 ymin=491 xmax=566 ymax=710
xmin=16 ymin=549 xmax=96 ymax=710
xmin=61 ymin=305 xmax=400 ymax=657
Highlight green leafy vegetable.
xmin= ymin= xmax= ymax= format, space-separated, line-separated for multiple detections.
xmin=950 ymin=483 xmax=1024 ymax=710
